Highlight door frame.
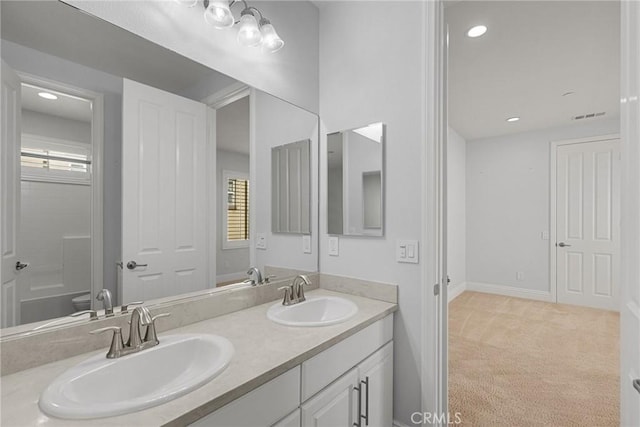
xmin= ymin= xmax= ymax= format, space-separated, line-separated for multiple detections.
xmin=15 ymin=72 xmax=104 ymax=309
xmin=549 ymin=133 xmax=620 ymax=304
xmin=201 ymin=83 xmax=251 ymax=289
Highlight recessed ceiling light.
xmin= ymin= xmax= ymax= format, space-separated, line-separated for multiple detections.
xmin=38 ymin=92 xmax=58 ymax=100
xmin=506 ymin=117 xmax=520 ymax=122
xmin=467 ymin=25 xmax=487 ymax=38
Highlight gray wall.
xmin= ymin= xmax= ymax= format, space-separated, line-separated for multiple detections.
xmin=466 ymin=118 xmax=619 ymax=292
xmin=2 ymin=39 xmax=123 ymax=302
xmin=447 ymin=127 xmax=467 ymax=288
xmin=319 ymin=2 xmax=426 ymax=424
xmin=22 ymin=110 xmax=91 ymax=143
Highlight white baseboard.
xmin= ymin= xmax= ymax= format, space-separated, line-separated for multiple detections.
xmin=466 ymin=281 xmax=553 ymax=302
xmin=447 ymin=281 xmax=467 ymax=302
xmin=216 ymin=272 xmax=246 ymax=284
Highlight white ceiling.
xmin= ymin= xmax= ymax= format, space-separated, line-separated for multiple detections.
xmin=446 ymin=1 xmax=620 ymax=141
xmin=217 ymin=96 xmax=250 ymax=155
xmin=21 ymin=84 xmax=92 ymax=123
xmin=1 ymin=0 xmax=231 ymax=94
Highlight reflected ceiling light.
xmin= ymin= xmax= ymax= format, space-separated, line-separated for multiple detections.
xmin=506 ymin=117 xmax=520 ymax=122
xmin=466 ymin=25 xmax=487 ymax=38
xmin=181 ymin=0 xmax=284 ymax=53
xmin=38 ymin=92 xmax=58 ymax=100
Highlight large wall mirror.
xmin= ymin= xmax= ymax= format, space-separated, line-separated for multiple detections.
xmin=0 ymin=0 xmax=319 ymax=335
xmin=327 ymin=123 xmax=385 ymax=237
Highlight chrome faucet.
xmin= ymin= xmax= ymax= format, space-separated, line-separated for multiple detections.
xmin=90 ymin=305 xmax=170 ymax=359
xmin=96 ymin=289 xmax=114 ymax=316
xmin=246 ymin=267 xmax=263 ymax=286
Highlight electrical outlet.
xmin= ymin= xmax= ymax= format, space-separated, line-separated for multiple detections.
xmin=302 ymin=235 xmax=311 ymax=254
xmin=541 ymin=231 xmax=549 ymax=240
xmin=328 ymin=236 xmax=339 ymax=256
xmin=256 ymin=233 xmax=267 ymax=250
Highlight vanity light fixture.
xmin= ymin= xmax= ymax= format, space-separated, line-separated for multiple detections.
xmin=179 ymin=0 xmax=285 ymax=53
xmin=38 ymin=92 xmax=58 ymax=100
xmin=506 ymin=116 xmax=520 ymax=122
xmin=466 ymin=25 xmax=487 ymax=38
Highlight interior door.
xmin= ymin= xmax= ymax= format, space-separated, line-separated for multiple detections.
xmin=620 ymin=0 xmax=640 ymax=423
xmin=555 ymin=138 xmax=620 ymax=311
xmin=1 ymin=60 xmax=21 ymax=327
xmin=122 ymin=79 xmax=207 ymax=303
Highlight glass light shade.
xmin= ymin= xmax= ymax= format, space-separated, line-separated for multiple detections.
xmin=175 ymin=0 xmax=198 ymax=6
xmin=204 ymin=0 xmax=234 ymax=29
xmin=237 ymin=13 xmax=262 ymax=47
xmin=260 ymin=23 xmax=284 ymax=53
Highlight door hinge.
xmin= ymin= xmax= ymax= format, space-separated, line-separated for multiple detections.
xmin=434 ymin=283 xmax=440 ymax=296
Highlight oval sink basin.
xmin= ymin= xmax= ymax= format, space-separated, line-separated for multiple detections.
xmin=39 ymin=334 xmax=234 ymax=419
xmin=267 ymin=295 xmax=358 ymax=327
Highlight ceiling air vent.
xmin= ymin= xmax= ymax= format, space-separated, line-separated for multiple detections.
xmin=572 ymin=112 xmax=606 ymax=121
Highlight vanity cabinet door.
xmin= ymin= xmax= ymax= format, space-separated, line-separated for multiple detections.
xmin=273 ymin=409 xmax=301 ymax=427
xmin=357 ymin=341 xmax=393 ymax=427
xmin=301 ymin=368 xmax=359 ymax=427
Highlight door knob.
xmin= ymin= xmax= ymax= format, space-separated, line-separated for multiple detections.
xmin=15 ymin=261 xmax=28 ymax=271
xmin=557 ymin=242 xmax=572 ymax=247
xmin=126 ymin=261 xmax=148 ymax=270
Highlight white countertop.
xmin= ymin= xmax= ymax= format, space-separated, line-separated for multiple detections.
xmin=0 ymin=289 xmax=396 ymax=427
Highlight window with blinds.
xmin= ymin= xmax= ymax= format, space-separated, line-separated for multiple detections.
xmin=20 ymin=134 xmax=92 ymax=185
xmin=227 ymin=177 xmax=249 ymax=241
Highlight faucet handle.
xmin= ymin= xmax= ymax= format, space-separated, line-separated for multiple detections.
xmin=120 ymin=301 xmax=144 ymax=314
xmin=144 ymin=313 xmax=171 ymax=345
xmin=71 ymin=309 xmax=98 ymax=320
xmin=278 ymin=285 xmax=295 ymax=306
xmin=264 ymin=275 xmax=277 ymax=284
xmin=90 ymin=326 xmax=124 ymax=359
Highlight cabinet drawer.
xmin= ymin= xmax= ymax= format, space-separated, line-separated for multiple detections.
xmin=301 ymin=315 xmax=393 ymax=401
xmin=190 ymin=367 xmax=301 ymax=427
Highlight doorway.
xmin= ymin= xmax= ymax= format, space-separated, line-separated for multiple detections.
xmin=443 ymin=1 xmax=622 ymax=424
xmin=0 ymin=67 xmax=103 ymax=327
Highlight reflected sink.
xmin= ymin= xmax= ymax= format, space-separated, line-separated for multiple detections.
xmin=39 ymin=334 xmax=234 ymax=419
xmin=267 ymin=295 xmax=358 ymax=327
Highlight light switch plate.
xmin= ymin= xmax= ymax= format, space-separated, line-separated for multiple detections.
xmin=541 ymin=231 xmax=549 ymax=240
xmin=256 ymin=233 xmax=267 ymax=250
xmin=328 ymin=236 xmax=339 ymax=256
xmin=302 ymin=235 xmax=312 ymax=254
xmin=397 ymin=240 xmax=419 ymax=264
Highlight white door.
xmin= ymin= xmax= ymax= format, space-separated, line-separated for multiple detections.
xmin=301 ymin=368 xmax=359 ymax=427
xmin=122 ymin=79 xmax=207 ymax=303
xmin=620 ymin=0 xmax=640 ymax=423
xmin=1 ymin=61 xmax=21 ymax=327
xmin=555 ymin=138 xmax=620 ymax=311
xmin=357 ymin=342 xmax=393 ymax=427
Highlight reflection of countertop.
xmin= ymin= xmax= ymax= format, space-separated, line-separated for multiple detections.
xmin=0 ymin=289 xmax=397 ymax=427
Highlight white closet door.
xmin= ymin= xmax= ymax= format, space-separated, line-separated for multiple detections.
xmin=1 ymin=60 xmax=21 ymax=327
xmin=122 ymin=79 xmax=207 ymax=303
xmin=556 ymin=138 xmax=620 ymax=311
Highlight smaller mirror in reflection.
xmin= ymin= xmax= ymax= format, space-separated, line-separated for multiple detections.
xmin=271 ymin=139 xmax=311 ymax=234
xmin=327 ymin=123 xmax=385 ymax=237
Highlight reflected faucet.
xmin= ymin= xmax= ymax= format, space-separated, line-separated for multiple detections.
xmin=246 ymin=267 xmax=263 ymax=286
xmin=96 ymin=289 xmax=114 ymax=316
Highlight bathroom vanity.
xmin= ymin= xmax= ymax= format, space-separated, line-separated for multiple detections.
xmin=0 ymin=285 xmax=396 ymax=426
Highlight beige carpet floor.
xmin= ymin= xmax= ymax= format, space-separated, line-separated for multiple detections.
xmin=449 ymin=291 xmax=619 ymax=427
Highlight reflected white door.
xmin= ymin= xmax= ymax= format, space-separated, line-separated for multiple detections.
xmin=620 ymin=0 xmax=640 ymax=422
xmin=1 ymin=61 xmax=21 ymax=327
xmin=555 ymin=138 xmax=620 ymax=311
xmin=122 ymin=79 xmax=207 ymax=303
